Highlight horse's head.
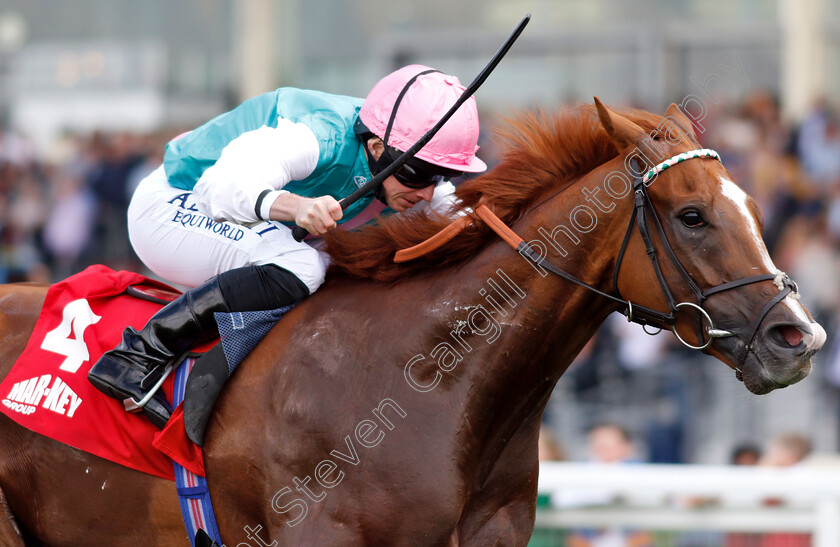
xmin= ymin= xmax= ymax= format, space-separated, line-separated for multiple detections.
xmin=596 ymin=98 xmax=826 ymax=394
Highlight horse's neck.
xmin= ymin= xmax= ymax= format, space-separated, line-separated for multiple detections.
xmin=430 ymin=156 xmax=634 ymax=438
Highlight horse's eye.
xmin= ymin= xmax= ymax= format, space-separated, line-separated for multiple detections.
xmin=680 ymin=210 xmax=705 ymax=228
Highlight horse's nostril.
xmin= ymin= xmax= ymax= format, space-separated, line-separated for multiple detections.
xmin=776 ymin=325 xmax=804 ymax=347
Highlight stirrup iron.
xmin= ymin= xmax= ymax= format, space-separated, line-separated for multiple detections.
xmin=123 ymin=363 xmax=176 ymax=412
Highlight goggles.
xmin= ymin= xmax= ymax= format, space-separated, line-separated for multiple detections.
xmin=380 ymin=146 xmax=463 ymax=189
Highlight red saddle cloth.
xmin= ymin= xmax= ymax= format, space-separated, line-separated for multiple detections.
xmin=0 ymin=265 xmax=204 ymax=480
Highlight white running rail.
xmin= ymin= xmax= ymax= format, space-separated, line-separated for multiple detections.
xmin=536 ymin=462 xmax=840 ymax=547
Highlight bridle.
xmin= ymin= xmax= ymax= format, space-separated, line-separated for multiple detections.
xmin=508 ymin=148 xmax=800 ymax=366
xmin=394 ymin=146 xmax=802 ymax=367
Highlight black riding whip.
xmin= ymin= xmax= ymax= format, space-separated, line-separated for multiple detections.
xmin=292 ymin=13 xmax=531 ymax=241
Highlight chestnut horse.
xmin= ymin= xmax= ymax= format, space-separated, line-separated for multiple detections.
xmin=0 ymin=100 xmax=825 ymax=546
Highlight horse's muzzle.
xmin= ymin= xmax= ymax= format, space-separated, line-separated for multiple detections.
xmin=739 ymin=319 xmax=825 ymax=394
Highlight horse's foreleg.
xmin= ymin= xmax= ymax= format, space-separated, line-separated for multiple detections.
xmin=0 ymin=487 xmax=24 ymax=546
xmin=458 ymin=497 xmax=535 ymax=547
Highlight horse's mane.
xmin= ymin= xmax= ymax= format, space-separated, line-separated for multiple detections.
xmin=324 ymin=104 xmax=663 ymax=283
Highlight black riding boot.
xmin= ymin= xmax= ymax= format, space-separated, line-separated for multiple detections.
xmin=88 ymin=277 xmax=230 ymax=429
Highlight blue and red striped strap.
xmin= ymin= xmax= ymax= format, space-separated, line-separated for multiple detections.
xmin=172 ymin=357 xmax=222 ymax=545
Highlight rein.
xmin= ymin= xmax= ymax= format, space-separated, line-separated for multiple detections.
xmin=396 ymin=149 xmax=800 ymax=362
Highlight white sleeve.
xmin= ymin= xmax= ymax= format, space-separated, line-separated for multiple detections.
xmin=191 ymin=120 xmax=320 ymax=224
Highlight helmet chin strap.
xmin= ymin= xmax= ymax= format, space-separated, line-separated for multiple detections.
xmin=372 ymin=180 xmax=388 ymax=204
xmin=360 ymin=137 xmax=390 ymax=204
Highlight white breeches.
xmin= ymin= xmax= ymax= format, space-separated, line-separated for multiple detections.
xmin=127 ymin=166 xmax=329 ymax=293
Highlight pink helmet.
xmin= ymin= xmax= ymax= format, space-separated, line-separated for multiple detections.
xmin=359 ymin=65 xmax=487 ymax=173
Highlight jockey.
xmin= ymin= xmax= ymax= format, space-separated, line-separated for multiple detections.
xmin=87 ymin=65 xmax=487 ymax=428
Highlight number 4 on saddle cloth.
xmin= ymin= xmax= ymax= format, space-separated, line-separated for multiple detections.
xmin=0 ymin=264 xmax=289 ymax=480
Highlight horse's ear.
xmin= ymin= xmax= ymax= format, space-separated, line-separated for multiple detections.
xmin=664 ymin=103 xmax=698 ymax=140
xmin=594 ymin=96 xmax=646 ymax=151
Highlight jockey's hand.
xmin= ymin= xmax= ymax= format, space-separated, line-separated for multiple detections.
xmin=294 ymin=196 xmax=343 ymax=235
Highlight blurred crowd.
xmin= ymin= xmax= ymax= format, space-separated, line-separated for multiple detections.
xmin=0 ymin=128 xmax=171 ymax=284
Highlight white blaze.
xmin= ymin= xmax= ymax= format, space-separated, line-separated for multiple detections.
xmin=718 ymin=177 xmax=818 ymax=341
xmin=718 ymin=177 xmax=775 ymax=272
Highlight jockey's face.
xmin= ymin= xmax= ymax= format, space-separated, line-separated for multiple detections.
xmin=366 ymin=137 xmax=437 ymax=211
xmin=382 ymin=177 xmax=436 ymax=212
